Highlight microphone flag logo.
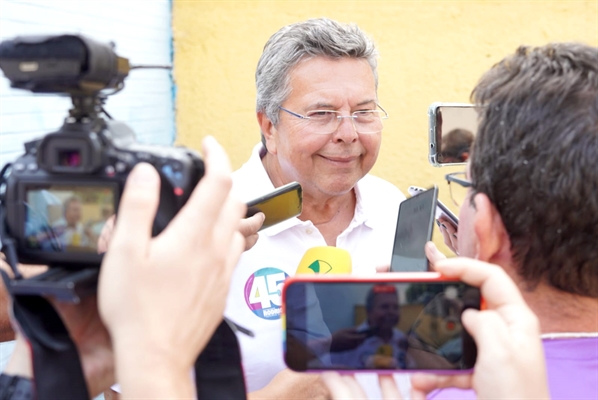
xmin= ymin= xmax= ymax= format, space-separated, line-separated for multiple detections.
xmin=296 ymin=247 xmax=352 ymax=275
xmin=307 ymin=260 xmax=333 ymax=274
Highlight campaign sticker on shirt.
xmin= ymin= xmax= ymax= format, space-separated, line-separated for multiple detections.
xmin=244 ymin=267 xmax=289 ymax=320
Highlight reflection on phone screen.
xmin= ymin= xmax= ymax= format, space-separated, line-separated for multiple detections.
xmin=284 ymin=281 xmax=479 ymax=372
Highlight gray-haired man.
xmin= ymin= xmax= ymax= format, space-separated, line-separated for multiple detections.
xmin=225 ymin=18 xmax=405 ymax=399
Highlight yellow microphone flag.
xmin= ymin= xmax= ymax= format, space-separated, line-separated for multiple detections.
xmin=295 ymin=246 xmax=352 ymax=275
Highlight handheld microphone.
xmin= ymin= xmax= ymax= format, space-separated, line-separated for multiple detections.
xmin=295 ymin=246 xmax=352 ymax=275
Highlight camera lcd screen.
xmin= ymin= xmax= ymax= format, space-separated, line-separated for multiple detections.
xmin=284 ymin=281 xmax=479 ymax=372
xmin=24 ymin=185 xmax=116 ymax=253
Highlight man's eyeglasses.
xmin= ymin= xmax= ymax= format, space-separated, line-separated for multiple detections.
xmin=445 ymin=171 xmax=472 ymax=207
xmin=278 ymin=105 xmax=389 ymax=135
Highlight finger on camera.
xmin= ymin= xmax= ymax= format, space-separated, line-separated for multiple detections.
xmin=167 ymin=136 xmax=235 ymax=244
xmin=111 ymin=163 xmax=160 ymax=255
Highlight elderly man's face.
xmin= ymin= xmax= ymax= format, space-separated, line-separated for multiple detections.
xmin=268 ymin=56 xmax=381 ymax=198
xmin=369 ymin=293 xmax=400 ymax=331
xmin=65 ymin=200 xmax=82 ymax=227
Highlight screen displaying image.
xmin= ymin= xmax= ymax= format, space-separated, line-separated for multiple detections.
xmin=24 ymin=185 xmax=116 ymax=253
xmin=284 ymin=281 xmax=479 ymax=371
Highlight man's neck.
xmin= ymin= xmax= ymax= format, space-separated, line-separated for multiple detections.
xmin=520 ymin=282 xmax=598 ymax=334
xmin=295 ymin=187 xmax=357 ymax=246
xmin=262 ymin=153 xmax=357 ymax=246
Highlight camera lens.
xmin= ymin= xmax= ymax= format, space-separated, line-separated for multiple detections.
xmin=58 ymin=149 xmax=82 ymax=167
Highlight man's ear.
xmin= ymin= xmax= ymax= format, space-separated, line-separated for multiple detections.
xmin=257 ymin=112 xmax=277 ymax=155
xmin=472 ymin=192 xmax=511 ymax=263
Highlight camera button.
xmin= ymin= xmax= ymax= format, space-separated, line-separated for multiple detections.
xmin=161 ymin=164 xmax=174 ymax=178
xmin=27 ymin=163 xmax=38 ymax=172
xmin=120 ymin=153 xmax=135 ymax=164
xmin=13 ymin=163 xmax=25 ymax=172
xmin=115 ymin=162 xmax=127 ymax=173
xmin=105 ymin=165 xmax=116 ymax=177
xmin=171 ymin=161 xmax=183 ymax=171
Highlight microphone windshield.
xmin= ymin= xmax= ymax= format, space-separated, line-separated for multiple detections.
xmin=295 ymin=246 xmax=352 ymax=275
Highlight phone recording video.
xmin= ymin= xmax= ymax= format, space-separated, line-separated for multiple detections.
xmin=283 ymin=275 xmax=480 ymax=373
xmin=245 ymin=181 xmax=302 ymax=231
xmin=390 ymin=186 xmax=437 ymax=272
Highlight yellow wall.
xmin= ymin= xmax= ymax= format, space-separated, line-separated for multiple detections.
xmin=172 ymin=0 xmax=597 ymax=252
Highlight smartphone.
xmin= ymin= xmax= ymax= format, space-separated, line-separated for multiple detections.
xmin=390 ymin=186 xmax=437 ymax=272
xmin=428 ymin=102 xmax=478 ymax=167
xmin=282 ymin=273 xmax=480 ymax=373
xmin=408 ymin=186 xmax=459 ymax=227
xmin=245 ymin=181 xmax=302 ymax=231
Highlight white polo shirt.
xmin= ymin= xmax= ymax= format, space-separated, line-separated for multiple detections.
xmin=225 ymin=143 xmax=406 ymax=393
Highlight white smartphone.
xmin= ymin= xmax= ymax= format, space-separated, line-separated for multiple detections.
xmin=408 ymin=186 xmax=458 ymax=227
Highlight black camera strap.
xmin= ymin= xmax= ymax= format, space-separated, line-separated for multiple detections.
xmin=194 ymin=319 xmax=247 ymax=400
xmin=4 ymin=278 xmax=249 ymax=400
xmin=10 ymin=294 xmax=89 ymax=400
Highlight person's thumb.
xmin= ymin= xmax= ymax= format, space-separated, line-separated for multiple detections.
xmin=110 ymin=163 xmax=160 ymax=256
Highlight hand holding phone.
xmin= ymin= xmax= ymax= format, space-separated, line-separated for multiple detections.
xmin=283 ymin=273 xmax=480 ymax=373
xmin=245 ymin=182 xmax=302 ymax=231
xmin=409 ymin=185 xmax=459 ymax=255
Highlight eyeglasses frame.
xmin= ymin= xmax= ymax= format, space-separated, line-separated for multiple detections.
xmin=445 ymin=171 xmax=473 ymax=207
xmin=278 ymin=104 xmax=389 ymax=134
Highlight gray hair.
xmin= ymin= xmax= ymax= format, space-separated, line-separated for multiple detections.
xmin=256 ymin=18 xmax=379 ymax=141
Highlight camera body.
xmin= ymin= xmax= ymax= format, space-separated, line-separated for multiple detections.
xmin=3 ymin=118 xmax=204 ymax=268
xmin=0 ymin=35 xmax=204 ymax=271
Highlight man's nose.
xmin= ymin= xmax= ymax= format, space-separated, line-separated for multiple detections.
xmin=332 ymin=116 xmax=358 ymax=143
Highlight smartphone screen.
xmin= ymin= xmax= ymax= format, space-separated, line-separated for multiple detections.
xmin=246 ymin=182 xmax=302 ymax=231
xmin=283 ymin=278 xmax=479 ymax=372
xmin=390 ymin=186 xmax=437 ymax=272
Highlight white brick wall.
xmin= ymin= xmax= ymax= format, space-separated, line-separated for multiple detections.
xmin=0 ymin=0 xmax=175 ymax=169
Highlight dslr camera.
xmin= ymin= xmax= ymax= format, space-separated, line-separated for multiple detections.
xmin=0 ymin=35 xmax=204 ymax=300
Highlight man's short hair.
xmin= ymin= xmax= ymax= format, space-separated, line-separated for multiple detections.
xmin=469 ymin=43 xmax=598 ymax=297
xmin=63 ymin=195 xmax=82 ymax=213
xmin=255 ymin=18 xmax=379 ymax=143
